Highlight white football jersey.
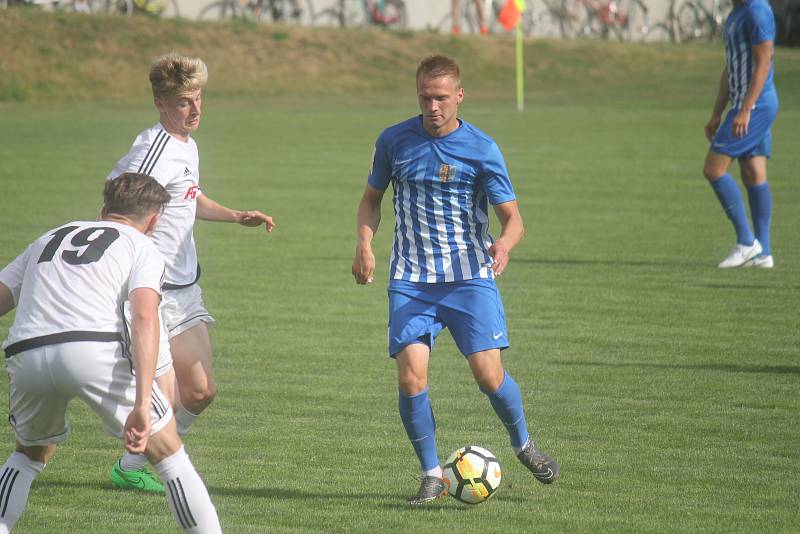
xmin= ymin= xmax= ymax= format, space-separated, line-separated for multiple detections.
xmin=107 ymin=124 xmax=201 ymax=287
xmin=0 ymin=221 xmax=165 ymax=350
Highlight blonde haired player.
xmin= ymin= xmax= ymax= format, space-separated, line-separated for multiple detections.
xmin=106 ymin=53 xmax=276 ymax=492
xmin=0 ymin=173 xmax=222 ymax=533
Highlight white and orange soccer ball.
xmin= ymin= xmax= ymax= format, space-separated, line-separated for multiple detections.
xmin=442 ymin=445 xmax=502 ymax=504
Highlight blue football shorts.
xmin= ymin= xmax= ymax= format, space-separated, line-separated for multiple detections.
xmin=386 ymin=278 xmax=509 ymax=358
xmin=710 ymin=95 xmax=778 ymax=159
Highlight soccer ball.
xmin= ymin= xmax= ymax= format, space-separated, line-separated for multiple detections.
xmin=443 ymin=445 xmax=502 ymax=504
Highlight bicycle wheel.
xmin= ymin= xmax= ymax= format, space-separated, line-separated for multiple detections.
xmin=559 ymin=0 xmax=592 ymax=38
xmin=104 ymin=0 xmax=132 ymax=15
xmin=259 ymin=0 xmax=313 ymax=24
xmin=676 ymin=1 xmax=706 ymax=41
xmin=197 ymin=0 xmax=242 ymax=20
xmin=58 ymin=0 xmax=102 ymax=13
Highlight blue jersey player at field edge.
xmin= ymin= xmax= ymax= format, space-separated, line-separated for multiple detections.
xmin=352 ymin=55 xmax=559 ymax=505
xmin=703 ymin=0 xmax=778 ymax=268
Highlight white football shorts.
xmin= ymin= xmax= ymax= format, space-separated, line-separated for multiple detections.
xmin=7 ymin=340 xmax=173 ymax=446
xmin=161 ymin=283 xmax=215 ymax=338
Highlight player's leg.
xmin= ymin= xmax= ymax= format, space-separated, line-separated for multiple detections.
xmin=170 ymin=322 xmax=216 ymax=433
xmin=741 ymin=156 xmax=774 ymax=268
xmin=0 ymin=444 xmax=55 ymax=533
xmin=452 ymin=0 xmax=462 ymax=33
xmin=467 ymin=349 xmax=559 ymax=483
xmin=445 ymin=279 xmax=559 ymax=484
xmin=145 ymin=420 xmax=222 ymax=534
xmin=161 ymin=285 xmax=217 ymax=435
xmin=704 ymin=149 xmax=761 ymax=267
xmin=396 ymin=343 xmax=448 ymax=504
xmin=389 ymin=281 xmax=446 ymax=504
xmin=75 ymin=341 xmax=220 ymax=533
xmin=1 ymin=344 xmax=70 ymax=531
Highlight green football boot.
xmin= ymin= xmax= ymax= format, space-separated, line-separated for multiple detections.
xmin=110 ymin=460 xmax=165 ymax=493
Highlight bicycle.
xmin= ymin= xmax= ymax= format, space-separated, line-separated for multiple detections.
xmin=2 ymin=0 xmax=105 ymax=12
xmin=559 ymin=0 xmax=649 ymax=41
xmin=676 ymin=0 xmax=731 ymax=42
xmin=198 ymin=0 xmax=315 ymax=25
xmin=315 ymin=0 xmax=407 ymax=29
xmin=102 ymin=0 xmax=179 ymax=16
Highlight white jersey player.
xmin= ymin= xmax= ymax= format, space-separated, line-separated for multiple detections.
xmin=105 ymin=53 xmax=276 ymax=493
xmin=0 ymin=173 xmax=222 ymax=533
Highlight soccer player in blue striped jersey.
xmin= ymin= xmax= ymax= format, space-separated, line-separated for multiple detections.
xmin=352 ymin=55 xmax=559 ymax=504
xmin=703 ymin=0 xmax=778 ymax=268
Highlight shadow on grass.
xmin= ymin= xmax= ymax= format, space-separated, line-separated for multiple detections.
xmin=514 ymin=258 xmax=700 ymax=268
xmin=554 ymin=360 xmax=800 ymax=375
xmin=205 ymin=485 xmax=530 ymax=507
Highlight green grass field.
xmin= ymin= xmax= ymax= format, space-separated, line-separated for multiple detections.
xmin=0 ymin=13 xmax=799 ymax=533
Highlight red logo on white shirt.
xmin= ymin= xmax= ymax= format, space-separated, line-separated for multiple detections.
xmin=184 ymin=185 xmax=200 ymax=200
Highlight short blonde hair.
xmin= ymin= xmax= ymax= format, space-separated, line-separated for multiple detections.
xmin=149 ymin=53 xmax=208 ymax=99
xmin=416 ymin=55 xmax=461 ymax=87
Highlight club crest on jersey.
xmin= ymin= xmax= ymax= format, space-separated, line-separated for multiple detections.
xmin=439 ymin=164 xmax=456 ymax=183
xmin=184 ymin=185 xmax=200 ymax=200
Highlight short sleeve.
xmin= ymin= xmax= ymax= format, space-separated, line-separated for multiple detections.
xmin=128 ymin=240 xmax=165 ymax=297
xmin=367 ymin=131 xmax=392 ymax=191
xmin=749 ymin=3 xmax=775 ymax=44
xmin=480 ymin=142 xmax=516 ymax=205
xmin=106 ymin=132 xmax=174 ymax=188
xmin=0 ymin=245 xmax=33 ymax=304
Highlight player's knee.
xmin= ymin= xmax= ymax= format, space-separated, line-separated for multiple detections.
xmin=703 ymin=162 xmax=723 ymax=181
xmin=15 ymin=443 xmax=56 ymax=464
xmin=398 ymin=374 xmax=427 ymax=396
xmin=474 ymin=371 xmax=503 ymax=393
xmin=181 ymin=380 xmax=216 ymax=411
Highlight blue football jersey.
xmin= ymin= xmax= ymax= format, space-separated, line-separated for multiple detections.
xmin=368 ymin=116 xmax=516 ymax=283
xmin=723 ymin=0 xmax=776 ymax=110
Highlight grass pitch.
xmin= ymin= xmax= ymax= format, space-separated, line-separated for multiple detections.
xmin=0 ymin=21 xmax=798 ymax=534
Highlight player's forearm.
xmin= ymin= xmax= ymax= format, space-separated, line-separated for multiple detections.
xmin=497 ymin=215 xmax=524 ymax=252
xmin=129 ymin=289 xmax=160 ymax=407
xmin=129 ymin=313 xmax=157 ymax=407
xmin=195 ymin=195 xmax=240 ymax=223
xmin=711 ymin=68 xmax=730 ymax=117
xmin=740 ymin=44 xmax=772 ymax=111
xmin=356 ymin=199 xmax=381 ymax=247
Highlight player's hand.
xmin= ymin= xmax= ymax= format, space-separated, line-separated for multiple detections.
xmin=732 ymin=109 xmax=751 ymax=139
xmin=352 ymin=244 xmax=375 ymax=285
xmin=238 ymin=210 xmax=276 ymax=233
xmin=123 ymin=404 xmax=151 ymax=454
xmin=704 ymin=116 xmax=722 ymax=142
xmin=488 ymin=239 xmax=510 ymax=277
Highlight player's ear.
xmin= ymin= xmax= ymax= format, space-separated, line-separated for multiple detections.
xmin=144 ymin=212 xmax=160 ymax=236
xmin=99 ymin=207 xmax=107 ymax=221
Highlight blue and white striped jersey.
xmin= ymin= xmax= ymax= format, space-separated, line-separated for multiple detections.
xmin=368 ymin=116 xmax=516 ymax=283
xmin=723 ymin=0 xmax=776 ymax=110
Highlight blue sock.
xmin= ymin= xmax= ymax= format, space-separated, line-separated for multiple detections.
xmin=746 ymin=182 xmax=772 ymax=256
xmin=483 ymin=371 xmax=529 ymax=449
xmin=398 ymin=388 xmax=439 ymax=471
xmin=710 ymin=174 xmax=755 ymax=245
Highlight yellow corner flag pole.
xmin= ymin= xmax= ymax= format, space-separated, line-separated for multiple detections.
xmin=516 ymin=22 xmax=524 ymax=112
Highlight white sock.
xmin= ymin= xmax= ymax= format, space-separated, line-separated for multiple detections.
xmin=423 ymin=466 xmax=443 ymax=479
xmin=120 ymin=452 xmax=148 ymax=471
xmin=153 ymin=446 xmax=221 ymax=534
xmin=0 ymin=452 xmax=45 ymax=534
xmin=513 ymin=438 xmax=531 ymax=455
xmin=175 ymin=406 xmax=200 ymax=437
